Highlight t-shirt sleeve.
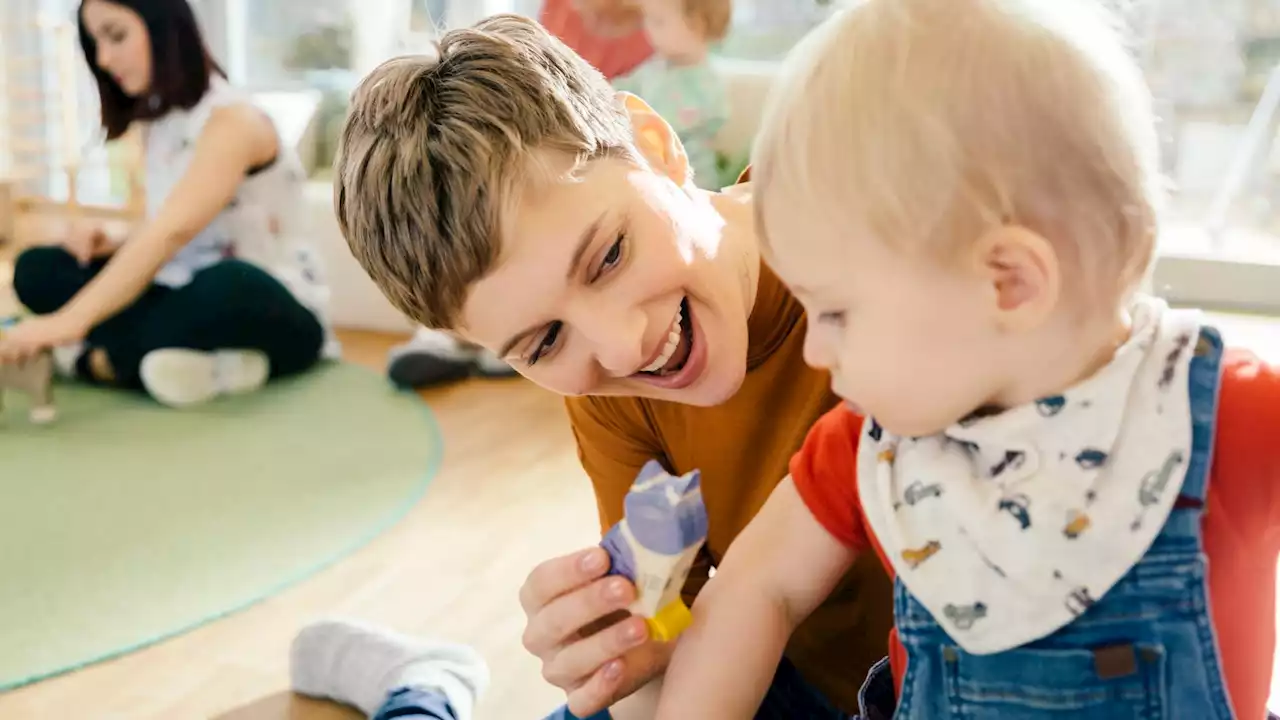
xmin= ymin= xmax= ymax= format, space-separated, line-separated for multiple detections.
xmin=789 ymin=404 xmax=870 ymax=551
xmin=563 ymin=396 xmax=666 ymax=534
xmin=1213 ymin=349 xmax=1280 ymax=551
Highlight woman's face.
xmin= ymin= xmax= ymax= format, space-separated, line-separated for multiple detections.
xmin=82 ymin=0 xmax=152 ymax=97
xmin=460 ymin=111 xmax=758 ymax=408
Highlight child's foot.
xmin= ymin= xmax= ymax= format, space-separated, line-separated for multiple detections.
xmin=51 ymin=342 xmax=84 ymax=379
xmin=139 ymin=349 xmax=269 ymax=408
xmin=387 ymin=330 xmax=474 ymax=389
xmin=28 ymin=405 xmax=57 ymax=424
xmin=290 ymin=618 xmax=488 ymax=719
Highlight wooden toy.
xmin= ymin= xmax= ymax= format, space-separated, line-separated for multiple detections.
xmin=600 ymin=460 xmax=708 ymax=642
xmin=0 ymin=351 xmax=56 ymax=425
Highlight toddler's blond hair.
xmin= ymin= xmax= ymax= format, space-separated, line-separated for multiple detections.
xmin=753 ymin=0 xmax=1163 ymax=307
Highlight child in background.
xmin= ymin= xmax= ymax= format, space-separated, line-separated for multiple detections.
xmin=614 ymin=0 xmax=731 ymax=190
xmin=656 ymin=1 xmax=1280 ymax=718
xmin=540 ymin=0 xmax=654 ymax=79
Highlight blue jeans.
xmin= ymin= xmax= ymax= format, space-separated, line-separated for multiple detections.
xmin=859 ymin=326 xmax=1233 ymax=719
xmin=544 ymin=655 xmax=852 ymax=719
xmin=372 ymin=687 xmax=457 ymax=720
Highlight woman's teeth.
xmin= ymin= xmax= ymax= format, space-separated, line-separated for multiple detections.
xmin=642 ymin=304 xmax=685 ymax=374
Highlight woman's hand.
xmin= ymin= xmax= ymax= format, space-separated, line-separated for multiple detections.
xmin=63 ymin=222 xmax=116 ymax=266
xmin=519 ymin=547 xmax=673 ymax=717
xmin=0 ymin=313 xmax=87 ymax=364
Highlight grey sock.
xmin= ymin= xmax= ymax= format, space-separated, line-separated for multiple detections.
xmin=290 ymin=618 xmax=489 ymax=719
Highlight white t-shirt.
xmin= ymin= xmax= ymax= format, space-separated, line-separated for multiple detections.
xmin=141 ymin=77 xmax=337 ymax=356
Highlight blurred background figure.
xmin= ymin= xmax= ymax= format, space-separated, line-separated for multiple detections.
xmin=613 ymin=0 xmax=731 ymax=189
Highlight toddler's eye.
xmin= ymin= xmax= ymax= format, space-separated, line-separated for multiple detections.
xmin=817 ymin=311 xmax=846 ymax=326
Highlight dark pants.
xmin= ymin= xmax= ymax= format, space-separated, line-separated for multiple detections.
xmin=373 ymin=687 xmax=457 ymax=720
xmin=13 ymin=246 xmax=324 ymax=389
xmin=540 ymin=655 xmax=851 ymax=720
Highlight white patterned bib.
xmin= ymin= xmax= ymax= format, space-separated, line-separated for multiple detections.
xmin=857 ymin=296 xmax=1203 ymax=654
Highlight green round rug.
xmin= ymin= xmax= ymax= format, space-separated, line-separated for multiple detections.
xmin=0 ymin=361 xmax=441 ymax=691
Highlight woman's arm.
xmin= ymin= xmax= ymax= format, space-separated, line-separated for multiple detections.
xmin=58 ymin=103 xmax=277 ymax=333
xmin=654 ymin=477 xmax=859 ymax=719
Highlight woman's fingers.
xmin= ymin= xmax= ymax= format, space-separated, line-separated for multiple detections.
xmin=565 ymin=637 xmax=675 ymax=718
xmin=523 ymin=573 xmax=637 ymax=667
xmin=539 ymin=610 xmax=648 ymax=689
xmin=519 ymin=547 xmax=610 ymax=617
xmin=566 ymin=657 xmax=627 ymax=718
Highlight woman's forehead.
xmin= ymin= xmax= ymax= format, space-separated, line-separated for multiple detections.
xmin=462 ymin=159 xmax=633 ymax=349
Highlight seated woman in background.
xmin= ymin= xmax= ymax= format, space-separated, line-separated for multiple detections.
xmin=0 ymin=0 xmax=334 ymax=408
xmin=384 ymin=0 xmax=654 ymax=390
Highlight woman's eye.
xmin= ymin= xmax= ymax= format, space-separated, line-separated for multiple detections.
xmin=528 ymin=321 xmax=563 ymax=365
xmin=597 ymin=234 xmax=625 ymax=277
xmin=817 ymin=311 xmax=846 ymax=326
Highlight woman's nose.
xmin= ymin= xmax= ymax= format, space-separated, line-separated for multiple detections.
xmin=574 ymin=305 xmax=647 ymax=377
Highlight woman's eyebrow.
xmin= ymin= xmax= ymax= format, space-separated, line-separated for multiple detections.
xmin=565 ymin=212 xmax=606 ymax=281
xmin=497 ymin=211 xmax=608 ymax=358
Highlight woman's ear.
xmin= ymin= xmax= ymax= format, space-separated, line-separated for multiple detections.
xmin=618 ymin=91 xmax=691 ymax=186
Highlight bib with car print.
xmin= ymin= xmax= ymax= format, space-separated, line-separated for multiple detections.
xmin=857 ymin=295 xmax=1203 ymax=654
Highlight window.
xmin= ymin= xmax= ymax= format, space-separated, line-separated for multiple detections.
xmin=719 ymin=0 xmax=838 ymax=61
xmin=1 ymin=0 xmax=120 ymax=210
xmin=200 ymin=0 xmax=542 ymax=89
xmin=1136 ymin=0 xmax=1280 ymax=311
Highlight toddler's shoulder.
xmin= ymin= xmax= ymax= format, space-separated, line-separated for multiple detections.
xmin=1213 ymin=347 xmax=1280 ymax=481
xmin=1218 ymin=347 xmax=1280 ymax=423
xmin=797 ymin=404 xmax=865 ymax=468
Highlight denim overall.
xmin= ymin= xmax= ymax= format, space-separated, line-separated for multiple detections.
xmin=858 ymin=326 xmax=1235 ymax=720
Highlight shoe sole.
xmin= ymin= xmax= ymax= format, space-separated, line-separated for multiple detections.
xmin=140 ymin=349 xmax=269 ymax=408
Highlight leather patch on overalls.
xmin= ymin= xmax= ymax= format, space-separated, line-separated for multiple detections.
xmin=1093 ymin=644 xmax=1139 ymax=679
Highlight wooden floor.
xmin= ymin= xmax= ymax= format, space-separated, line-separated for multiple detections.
xmin=0 ymin=328 xmax=594 ymax=719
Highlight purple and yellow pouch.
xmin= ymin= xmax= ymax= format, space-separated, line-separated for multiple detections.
xmin=599 ymin=459 xmax=709 ymax=642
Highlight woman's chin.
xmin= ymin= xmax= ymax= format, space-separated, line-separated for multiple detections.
xmin=673 ymin=355 xmax=746 ymax=408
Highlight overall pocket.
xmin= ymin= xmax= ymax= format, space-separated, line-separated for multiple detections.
xmin=942 ymin=643 xmax=1166 ymax=720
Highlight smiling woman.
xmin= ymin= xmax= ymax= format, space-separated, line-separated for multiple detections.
xmin=0 ymin=0 xmax=334 ymax=407
xmin=327 ymin=15 xmax=894 ymax=719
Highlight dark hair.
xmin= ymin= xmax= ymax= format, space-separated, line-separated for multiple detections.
xmin=78 ymin=0 xmax=225 ymax=140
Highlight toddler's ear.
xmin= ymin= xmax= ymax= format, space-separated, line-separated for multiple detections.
xmin=617 ymin=91 xmax=691 ymax=186
xmin=973 ymin=225 xmax=1061 ymax=332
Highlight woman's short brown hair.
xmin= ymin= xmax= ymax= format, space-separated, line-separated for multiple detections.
xmin=78 ymin=0 xmax=225 ymax=140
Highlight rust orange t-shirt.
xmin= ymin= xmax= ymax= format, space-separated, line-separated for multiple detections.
xmin=791 ymin=348 xmax=1280 ymax=719
xmin=564 ymin=262 xmax=895 ymax=713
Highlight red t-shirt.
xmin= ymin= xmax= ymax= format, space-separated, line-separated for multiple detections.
xmin=539 ymin=0 xmax=654 ymax=80
xmin=791 ymin=348 xmax=1280 ymax=719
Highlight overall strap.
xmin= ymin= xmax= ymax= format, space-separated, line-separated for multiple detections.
xmin=1176 ymin=325 xmax=1224 ymax=506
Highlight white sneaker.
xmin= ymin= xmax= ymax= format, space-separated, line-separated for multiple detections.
xmin=51 ymin=342 xmax=85 ymax=379
xmin=140 ymin=348 xmax=269 ymax=408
